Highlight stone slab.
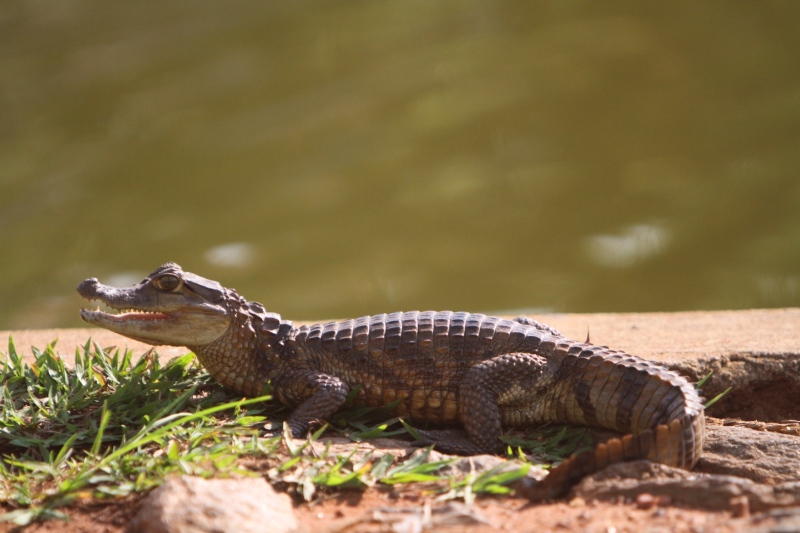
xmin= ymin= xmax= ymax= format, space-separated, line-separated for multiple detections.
xmin=2 ymin=308 xmax=798 ymax=367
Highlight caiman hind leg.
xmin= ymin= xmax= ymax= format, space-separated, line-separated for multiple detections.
xmin=273 ymin=371 xmax=349 ymax=438
xmin=414 ymin=353 xmax=549 ymax=455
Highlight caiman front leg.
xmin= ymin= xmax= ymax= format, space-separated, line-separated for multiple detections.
xmin=273 ymin=371 xmax=349 ymax=437
xmin=415 ymin=353 xmax=549 ymax=455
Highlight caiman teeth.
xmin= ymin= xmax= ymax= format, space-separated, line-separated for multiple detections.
xmin=110 ymin=308 xmax=164 ymax=316
xmin=81 ymin=300 xmax=165 ymax=317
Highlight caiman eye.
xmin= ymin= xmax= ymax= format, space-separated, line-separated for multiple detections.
xmin=153 ymin=274 xmax=181 ymax=292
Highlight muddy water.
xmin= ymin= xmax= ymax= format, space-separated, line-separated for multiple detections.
xmin=1 ymin=2 xmax=799 ymax=329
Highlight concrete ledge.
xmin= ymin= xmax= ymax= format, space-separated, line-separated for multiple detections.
xmin=3 ymin=308 xmax=798 ymax=366
xmin=1 ymin=328 xmax=189 ymax=362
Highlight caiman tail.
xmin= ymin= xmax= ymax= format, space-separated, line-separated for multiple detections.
xmin=521 ymin=340 xmax=706 ymax=500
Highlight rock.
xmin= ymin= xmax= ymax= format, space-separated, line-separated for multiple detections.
xmin=127 ymin=476 xmax=299 ymax=533
xmin=745 ymin=508 xmax=800 ymax=533
xmin=371 ymin=501 xmax=493 ymax=531
xmin=697 ymin=423 xmax=800 ymax=484
xmin=411 ymin=446 xmax=549 ymax=483
xmin=730 ymin=495 xmax=750 ymax=518
xmin=671 ymin=352 xmax=800 ymax=422
xmin=634 ymin=493 xmax=656 ymax=510
xmin=438 ymin=453 xmax=507 ymax=475
xmin=304 ymin=435 xmax=415 ymax=463
xmin=571 ymin=460 xmax=800 ymax=513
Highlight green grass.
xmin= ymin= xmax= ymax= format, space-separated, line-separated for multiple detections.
xmin=0 ymin=338 xmax=283 ymax=525
xmin=697 ymin=371 xmax=732 ymax=409
xmin=1 ymin=338 xmax=727 ymax=526
xmin=0 ymin=338 xmax=535 ymax=526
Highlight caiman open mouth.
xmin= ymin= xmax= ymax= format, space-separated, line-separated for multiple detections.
xmin=80 ymin=299 xmax=171 ymax=322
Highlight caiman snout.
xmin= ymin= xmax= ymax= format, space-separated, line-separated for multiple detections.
xmin=77 ymin=278 xmax=100 ymax=299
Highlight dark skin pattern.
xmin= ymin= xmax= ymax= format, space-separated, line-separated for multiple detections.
xmin=78 ymin=263 xmax=705 ymax=499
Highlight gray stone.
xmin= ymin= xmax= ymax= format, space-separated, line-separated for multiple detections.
xmin=371 ymin=501 xmax=493 ymax=532
xmin=671 ymin=353 xmax=800 ymax=422
xmin=697 ymin=423 xmax=800 ymax=484
xmin=571 ymin=461 xmax=800 ymax=513
xmin=127 ymin=475 xmax=299 ymax=533
xmin=410 ymin=445 xmax=549 ymax=483
xmin=745 ymin=508 xmax=800 ymax=533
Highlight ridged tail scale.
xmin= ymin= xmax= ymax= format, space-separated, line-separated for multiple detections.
xmin=524 ymin=339 xmax=705 ymax=499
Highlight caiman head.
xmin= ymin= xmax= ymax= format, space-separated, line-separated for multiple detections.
xmin=79 ymin=263 xmax=289 ymax=395
xmin=77 ymin=263 xmax=233 ymax=346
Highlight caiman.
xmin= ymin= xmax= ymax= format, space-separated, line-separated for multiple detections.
xmin=77 ymin=263 xmax=705 ymax=499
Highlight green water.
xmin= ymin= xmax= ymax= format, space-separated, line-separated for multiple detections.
xmin=2 ymin=1 xmax=799 ymax=329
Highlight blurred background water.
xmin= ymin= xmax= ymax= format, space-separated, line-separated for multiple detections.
xmin=2 ymin=1 xmax=799 ymax=329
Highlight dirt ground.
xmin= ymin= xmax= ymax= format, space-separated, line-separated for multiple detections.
xmin=2 ymin=486 xmax=762 ymax=533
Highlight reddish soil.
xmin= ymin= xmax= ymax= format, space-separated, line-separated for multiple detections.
xmin=1 ymin=486 xmax=762 ymax=533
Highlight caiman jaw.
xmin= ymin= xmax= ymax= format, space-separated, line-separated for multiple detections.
xmin=78 ymin=297 xmax=184 ymax=345
xmin=80 ymin=300 xmax=171 ymax=324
